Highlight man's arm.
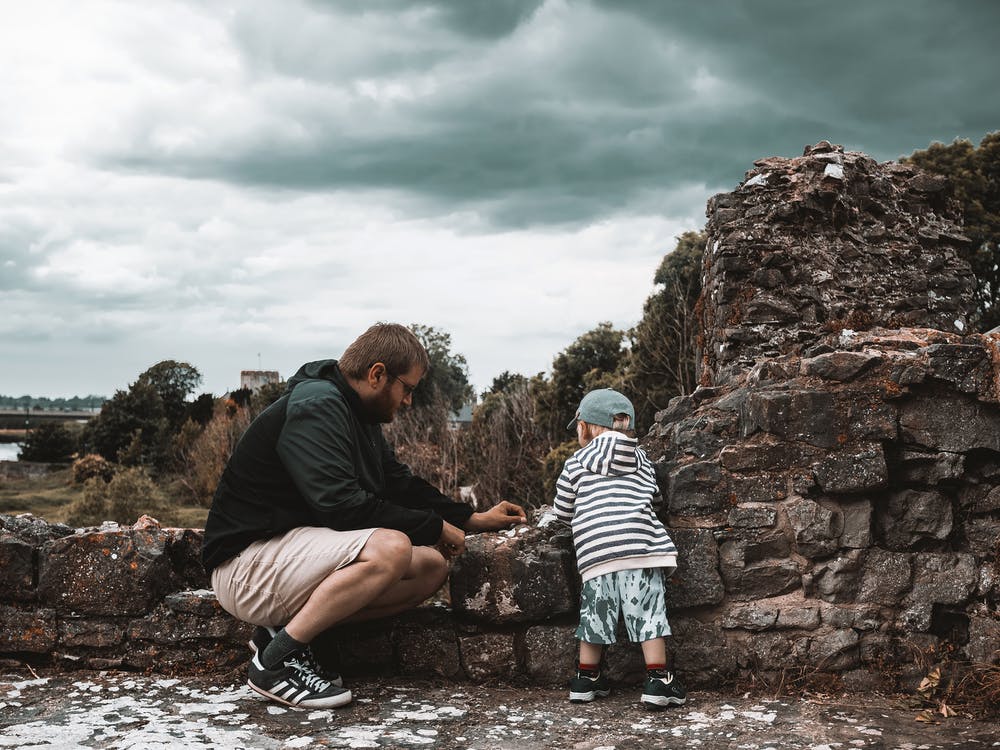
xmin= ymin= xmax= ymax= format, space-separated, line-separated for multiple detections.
xmin=381 ymin=439 xmax=526 ymax=532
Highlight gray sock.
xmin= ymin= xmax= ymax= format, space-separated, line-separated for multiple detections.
xmin=260 ymin=628 xmax=307 ymax=670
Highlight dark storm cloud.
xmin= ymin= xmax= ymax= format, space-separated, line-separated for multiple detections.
xmin=101 ymin=0 xmax=999 ymax=229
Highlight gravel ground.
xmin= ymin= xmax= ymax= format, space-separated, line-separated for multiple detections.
xmin=2 ymin=669 xmax=999 ymax=749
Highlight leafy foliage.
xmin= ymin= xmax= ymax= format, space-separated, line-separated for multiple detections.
xmin=533 ymin=322 xmax=627 ymax=441
xmin=625 ymin=230 xmax=705 ymax=428
xmin=902 ymin=132 xmax=1000 ymax=330
xmin=66 ymin=466 xmax=163 ymax=527
xmin=409 ymin=324 xmax=475 ymax=415
xmin=18 ymin=422 xmax=78 ymax=463
xmin=80 ymin=360 xmax=203 ymax=474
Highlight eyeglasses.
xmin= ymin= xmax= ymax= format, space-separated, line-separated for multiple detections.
xmin=388 ymin=372 xmax=418 ymax=397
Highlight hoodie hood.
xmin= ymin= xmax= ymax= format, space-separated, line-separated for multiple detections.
xmin=576 ymin=431 xmax=644 ymax=477
xmin=286 ymin=359 xmax=339 ymax=390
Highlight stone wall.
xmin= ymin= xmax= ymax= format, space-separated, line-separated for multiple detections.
xmin=644 ymin=143 xmax=1000 ymax=690
xmin=2 ymin=143 xmax=997 ymax=692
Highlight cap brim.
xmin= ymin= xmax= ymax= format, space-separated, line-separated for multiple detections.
xmin=566 ymin=416 xmax=577 ymax=430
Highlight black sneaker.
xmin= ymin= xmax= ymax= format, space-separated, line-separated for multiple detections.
xmin=249 ymin=626 xmax=343 ymax=688
xmin=568 ymin=669 xmax=611 ymax=703
xmin=641 ymin=669 xmax=686 ymax=708
xmin=247 ymin=651 xmax=352 ymax=709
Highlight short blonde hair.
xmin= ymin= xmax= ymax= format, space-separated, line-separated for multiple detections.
xmin=579 ymin=414 xmax=633 ymax=442
xmin=339 ymin=323 xmax=430 ymax=379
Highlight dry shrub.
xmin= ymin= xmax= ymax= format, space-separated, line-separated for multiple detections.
xmin=71 ymin=453 xmax=115 ymax=485
xmin=66 ymin=466 xmax=163 ymax=527
xmin=462 ymin=383 xmax=550 ymax=510
xmin=384 ymin=393 xmax=462 ymax=500
xmin=178 ymin=401 xmax=252 ymax=506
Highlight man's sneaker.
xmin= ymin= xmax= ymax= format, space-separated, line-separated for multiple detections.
xmin=641 ymin=669 xmax=687 ymax=708
xmin=568 ymin=669 xmax=611 ymax=703
xmin=247 ymin=651 xmax=352 ymax=709
xmin=249 ymin=626 xmax=343 ymax=688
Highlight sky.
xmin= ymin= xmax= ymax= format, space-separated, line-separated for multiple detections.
xmin=2 ymin=0 xmax=998 ymax=400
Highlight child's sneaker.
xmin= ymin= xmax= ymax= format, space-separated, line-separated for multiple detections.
xmin=641 ymin=669 xmax=686 ymax=708
xmin=249 ymin=625 xmax=343 ymax=687
xmin=568 ymin=669 xmax=611 ymax=703
xmin=247 ymin=651 xmax=352 ymax=709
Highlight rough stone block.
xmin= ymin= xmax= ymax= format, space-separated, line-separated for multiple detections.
xmin=0 ymin=605 xmax=57 ymax=653
xmin=877 ymin=489 xmax=952 ymax=550
xmin=127 ymin=604 xmax=248 ymax=644
xmin=925 ymin=343 xmax=992 ymax=395
xmin=966 ymin=615 xmax=1000 ymax=664
xmin=800 ymin=351 xmax=881 ymax=381
xmin=858 ymin=549 xmax=912 ymax=604
xmin=38 ymin=527 xmax=175 ymax=616
xmin=785 ymin=497 xmax=842 ymax=558
xmin=743 ymin=389 xmax=837 ymax=448
xmin=845 ymin=399 xmax=898 ymax=442
xmin=393 ymin=608 xmax=462 ymax=679
xmin=166 ymin=528 xmax=210 ymax=590
xmin=325 ymin=621 xmax=395 ymax=676
xmin=0 ymin=536 xmax=35 ymax=601
xmin=164 ymin=589 xmax=224 ymax=617
xmin=810 ymin=551 xmax=862 ymax=603
xmin=965 ymin=517 xmax=1000 ymax=557
xmin=665 ymin=529 xmax=724 ymax=609
xmin=723 ymin=559 xmax=801 ymax=601
xmin=523 ymin=625 xmax=577 ymax=684
xmin=740 ymin=630 xmax=806 ymax=670
xmin=813 ymin=444 xmax=887 ymax=493
xmin=667 ymin=461 xmax=726 ymax=514
xmin=909 ymin=553 xmax=977 ymax=606
xmin=720 ymin=603 xmax=778 ymax=631
xmin=459 ymin=632 xmax=516 ymax=681
xmin=450 ymin=527 xmax=577 ymax=623
xmin=720 ymin=441 xmax=817 ymax=473
xmin=897 ymin=451 xmax=965 ymax=485
xmin=958 ymin=483 xmax=1000 ymax=513
xmin=838 ymin=499 xmax=872 ymax=548
xmin=808 ymin=628 xmax=859 ymax=670
xmin=728 ymin=473 xmax=787 ymax=504
xmin=57 ymin=619 xmax=125 ymax=648
xmin=727 ymin=504 xmax=777 ymax=528
xmin=900 ymin=395 xmax=1000 ymax=452
xmin=671 ymin=618 xmax=739 ymax=687
xmin=776 ymin=605 xmax=821 ymax=630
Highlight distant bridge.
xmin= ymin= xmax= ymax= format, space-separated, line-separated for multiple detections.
xmin=0 ymin=409 xmax=97 ymax=430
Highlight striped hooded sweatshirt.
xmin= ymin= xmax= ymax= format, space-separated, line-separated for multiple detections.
xmin=552 ymin=430 xmax=677 ymax=581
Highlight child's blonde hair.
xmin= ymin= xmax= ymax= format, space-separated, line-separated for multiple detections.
xmin=579 ymin=413 xmax=633 ymax=443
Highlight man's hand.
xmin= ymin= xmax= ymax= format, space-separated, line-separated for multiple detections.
xmin=437 ymin=520 xmax=466 ymax=559
xmin=465 ymin=500 xmax=528 ymax=532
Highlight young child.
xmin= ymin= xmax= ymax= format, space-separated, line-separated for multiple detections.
xmin=552 ymin=388 xmax=685 ymax=709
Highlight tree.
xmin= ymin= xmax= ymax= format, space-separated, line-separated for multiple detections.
xmin=534 ymin=322 xmax=626 ymax=441
xmin=136 ymin=360 xmax=202 ymax=432
xmin=902 ymin=132 xmax=1000 ymax=330
xmin=79 ymin=360 xmax=204 ymax=473
xmin=18 ymin=422 xmax=78 ymax=463
xmin=625 ymin=230 xmax=705 ymax=428
xmin=409 ymin=324 xmax=475 ymax=415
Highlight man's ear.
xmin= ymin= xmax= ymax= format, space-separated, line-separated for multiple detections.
xmin=367 ymin=362 xmax=387 ymax=388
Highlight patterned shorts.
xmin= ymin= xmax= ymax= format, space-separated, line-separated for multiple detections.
xmin=575 ymin=567 xmax=672 ymax=645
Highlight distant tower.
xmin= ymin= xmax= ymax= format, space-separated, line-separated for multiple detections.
xmin=240 ymin=370 xmax=280 ymax=392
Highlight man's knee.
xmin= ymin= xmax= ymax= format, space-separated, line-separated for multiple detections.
xmin=412 ymin=546 xmax=449 ymax=590
xmin=365 ymin=529 xmax=413 ymax=578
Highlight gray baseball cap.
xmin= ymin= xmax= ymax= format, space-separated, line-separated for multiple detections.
xmin=567 ymin=388 xmax=635 ymax=430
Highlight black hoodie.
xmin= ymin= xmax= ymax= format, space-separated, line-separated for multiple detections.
xmin=202 ymin=360 xmax=473 ymax=573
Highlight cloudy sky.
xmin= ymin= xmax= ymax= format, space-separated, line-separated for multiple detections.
xmin=2 ymin=0 xmax=998 ymax=399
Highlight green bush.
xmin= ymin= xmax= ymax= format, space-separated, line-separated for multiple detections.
xmin=19 ymin=422 xmax=78 ymax=463
xmin=66 ymin=467 xmax=163 ymax=527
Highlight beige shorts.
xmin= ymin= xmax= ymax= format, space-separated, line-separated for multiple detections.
xmin=211 ymin=526 xmax=377 ymax=627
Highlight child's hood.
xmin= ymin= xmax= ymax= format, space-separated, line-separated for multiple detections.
xmin=577 ymin=431 xmax=645 ymax=476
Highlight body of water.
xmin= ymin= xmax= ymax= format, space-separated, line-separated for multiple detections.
xmin=0 ymin=443 xmax=21 ymax=461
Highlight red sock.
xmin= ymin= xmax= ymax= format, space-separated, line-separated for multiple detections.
xmin=579 ymin=662 xmax=599 ymax=672
xmin=646 ymin=663 xmax=666 ymax=670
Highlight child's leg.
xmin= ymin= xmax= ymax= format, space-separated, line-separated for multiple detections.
xmin=640 ymin=636 xmax=667 ymax=669
xmin=579 ymin=640 xmax=604 ymax=670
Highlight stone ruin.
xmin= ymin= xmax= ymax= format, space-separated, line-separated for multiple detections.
xmin=1 ymin=142 xmax=998 ymax=692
